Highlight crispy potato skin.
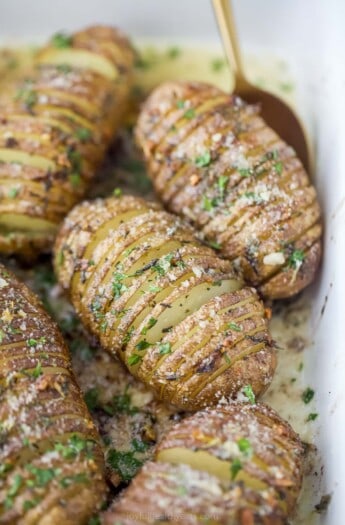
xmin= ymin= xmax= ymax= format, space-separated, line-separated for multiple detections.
xmin=0 ymin=25 xmax=135 ymax=258
xmin=0 ymin=264 xmax=107 ymax=524
xmin=54 ymin=195 xmax=276 ymax=410
xmin=102 ymin=402 xmax=303 ymax=525
xmin=135 ymin=81 xmax=322 ymax=300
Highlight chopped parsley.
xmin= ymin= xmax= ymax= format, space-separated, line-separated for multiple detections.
xmin=302 ymin=387 xmax=314 ymax=404
xmin=106 ymin=449 xmax=144 ymax=482
xmin=176 ymin=100 xmax=185 ymax=109
xmin=84 ymin=387 xmax=99 ymax=411
xmin=141 ymin=317 xmax=157 ymax=335
xmin=237 ymin=438 xmax=253 ymax=457
xmin=54 ymin=435 xmax=95 ymax=460
xmin=23 ymin=497 xmax=41 ymax=511
xmin=158 ymin=342 xmax=172 ymax=356
xmin=202 ymin=195 xmax=218 ymax=211
xmin=112 ymin=267 xmax=128 ymax=298
xmin=113 ymin=187 xmax=123 ymax=197
xmin=194 ymin=151 xmax=211 ymax=168
xmin=122 ymin=326 xmax=134 ymax=346
xmin=27 ymin=337 xmax=46 ymax=347
xmin=208 ymin=240 xmax=222 ymax=250
xmin=8 ymin=188 xmax=19 ymax=198
xmin=167 ymin=46 xmax=181 ymax=59
xmin=32 ymin=361 xmax=43 ymax=378
xmin=152 ymin=254 xmax=174 ymax=276
xmin=274 ymin=161 xmax=283 ymax=174
xmin=288 ymin=249 xmax=305 ymax=269
xmin=26 ymin=466 xmax=60 ymax=487
xmin=135 ymin=340 xmax=151 ymax=351
xmin=217 ymin=175 xmax=228 ymax=199
xmin=69 ymin=173 xmax=81 ymax=187
xmin=15 ymin=85 xmax=37 ymax=110
xmin=103 ymin=388 xmax=138 ymax=416
xmin=307 ymin=413 xmax=318 ymax=422
xmin=75 ymin=127 xmax=92 ymax=141
xmin=242 ymin=384 xmax=256 ymax=404
xmin=211 ymin=58 xmax=226 ymax=72
xmin=128 ymin=354 xmax=142 ymax=366
xmin=6 ymin=474 xmax=22 ymax=509
xmin=148 ymin=284 xmax=162 ymax=293
xmin=227 ymin=322 xmax=242 ymax=332
xmin=51 ymin=32 xmax=72 ymax=48
xmin=238 ymin=168 xmax=252 ymax=177
xmin=184 ymin=108 xmax=195 ymax=119
xmin=230 ymin=458 xmax=242 ymax=480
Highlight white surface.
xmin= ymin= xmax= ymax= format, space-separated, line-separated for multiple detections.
xmin=1 ymin=1 xmax=344 ymax=523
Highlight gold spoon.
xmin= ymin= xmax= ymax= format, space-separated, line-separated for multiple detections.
xmin=212 ymin=0 xmax=312 ymax=172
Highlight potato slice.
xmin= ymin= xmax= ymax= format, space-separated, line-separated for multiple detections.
xmin=0 ymin=264 xmax=107 ymax=523
xmin=0 ymin=25 xmax=135 ymax=258
xmin=37 ymin=48 xmax=118 ymax=80
xmin=55 ymin=195 xmax=275 ymax=410
xmin=135 ymin=81 xmax=322 ymax=299
xmin=102 ymin=403 xmax=303 ymax=524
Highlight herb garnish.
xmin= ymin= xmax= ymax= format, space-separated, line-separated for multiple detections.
xmin=302 ymin=387 xmax=314 ymax=404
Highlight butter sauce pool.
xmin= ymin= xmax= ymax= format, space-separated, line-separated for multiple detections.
xmin=0 ymin=40 xmax=321 ymax=525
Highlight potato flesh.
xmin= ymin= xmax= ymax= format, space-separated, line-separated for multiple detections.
xmin=143 ymin=278 xmax=241 ymax=344
xmin=37 ymin=48 xmax=119 ymax=80
xmin=0 ymin=25 xmax=135 ymax=258
xmin=54 ymin=195 xmax=275 ymax=410
xmin=0 ymin=213 xmax=56 ymax=232
xmin=135 ymin=81 xmax=322 ymax=299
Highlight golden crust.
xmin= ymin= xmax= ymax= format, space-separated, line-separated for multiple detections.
xmin=54 ymin=195 xmax=276 ymax=410
xmin=102 ymin=402 xmax=303 ymax=524
xmin=135 ymin=81 xmax=322 ymax=299
xmin=0 ymin=264 xmax=107 ymax=523
xmin=0 ymin=25 xmax=135 ymax=259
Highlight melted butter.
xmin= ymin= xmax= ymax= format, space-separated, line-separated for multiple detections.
xmin=0 ymin=40 xmax=320 ymax=524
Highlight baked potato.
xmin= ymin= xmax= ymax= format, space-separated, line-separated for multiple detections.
xmin=0 ymin=25 xmax=135 ymax=258
xmin=102 ymin=402 xmax=304 ymax=524
xmin=135 ymin=81 xmax=322 ymax=300
xmin=54 ymin=195 xmax=275 ymax=410
xmin=0 ymin=264 xmax=107 ymax=524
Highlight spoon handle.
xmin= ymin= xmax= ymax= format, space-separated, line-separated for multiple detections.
xmin=212 ymin=0 xmax=249 ymax=90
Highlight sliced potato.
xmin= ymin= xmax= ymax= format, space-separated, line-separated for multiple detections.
xmin=135 ymin=81 xmax=322 ymax=300
xmin=0 ymin=264 xmax=107 ymax=524
xmin=54 ymin=195 xmax=275 ymax=410
xmin=102 ymin=402 xmax=304 ymax=524
xmin=0 ymin=25 xmax=135 ymax=258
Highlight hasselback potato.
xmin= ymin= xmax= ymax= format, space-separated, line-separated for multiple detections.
xmin=102 ymin=402 xmax=304 ymax=525
xmin=0 ymin=25 xmax=135 ymax=258
xmin=135 ymin=81 xmax=322 ymax=299
xmin=0 ymin=264 xmax=107 ymax=524
xmin=54 ymin=195 xmax=275 ymax=410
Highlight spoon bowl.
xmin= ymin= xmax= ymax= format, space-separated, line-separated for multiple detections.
xmin=212 ymin=0 xmax=312 ymax=172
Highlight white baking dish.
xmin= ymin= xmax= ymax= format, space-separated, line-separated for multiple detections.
xmin=0 ymin=1 xmax=343 ymax=523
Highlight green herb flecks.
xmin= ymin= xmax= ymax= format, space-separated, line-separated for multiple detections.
xmin=158 ymin=342 xmax=171 ymax=356
xmin=227 ymin=322 xmax=242 ymax=332
xmin=75 ymin=127 xmax=92 ymax=141
xmin=288 ymin=250 xmax=305 ymax=269
xmin=141 ymin=317 xmax=157 ymax=335
xmin=230 ymin=458 xmax=242 ymax=480
xmin=51 ymin=32 xmax=72 ymax=48
xmin=302 ymin=387 xmax=314 ymax=404
xmin=195 ymin=151 xmax=211 ymax=168
xmin=237 ymin=438 xmax=253 ymax=457
xmin=242 ymin=385 xmax=256 ymax=404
